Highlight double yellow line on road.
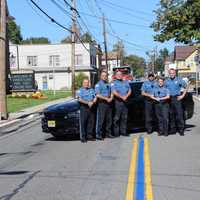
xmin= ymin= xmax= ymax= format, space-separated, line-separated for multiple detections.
xmin=125 ymin=138 xmax=138 ymax=200
xmin=125 ymin=137 xmax=154 ymax=200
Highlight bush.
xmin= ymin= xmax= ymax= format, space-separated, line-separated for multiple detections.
xmin=75 ymin=72 xmax=88 ymax=89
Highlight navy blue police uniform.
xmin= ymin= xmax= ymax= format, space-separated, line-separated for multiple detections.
xmin=141 ymin=80 xmax=157 ymax=133
xmin=95 ymin=80 xmax=113 ymax=139
xmin=111 ymin=79 xmax=131 ymax=137
xmin=77 ymin=87 xmax=96 ymax=141
xmin=153 ymin=85 xmax=170 ymax=136
xmin=165 ymin=77 xmax=187 ymax=135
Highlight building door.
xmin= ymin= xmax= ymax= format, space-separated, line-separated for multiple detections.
xmin=42 ymin=76 xmax=48 ymax=90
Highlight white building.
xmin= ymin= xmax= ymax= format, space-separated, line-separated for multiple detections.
xmin=9 ymin=43 xmax=98 ymax=90
xmin=101 ymin=52 xmax=121 ymax=79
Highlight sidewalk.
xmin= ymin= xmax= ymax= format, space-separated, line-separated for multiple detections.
xmin=0 ymin=96 xmax=72 ymax=128
xmin=193 ymin=95 xmax=200 ymax=102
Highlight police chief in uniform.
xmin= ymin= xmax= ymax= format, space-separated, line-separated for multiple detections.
xmin=77 ymin=79 xmax=97 ymax=143
xmin=150 ymin=77 xmax=170 ymax=136
xmin=111 ymin=71 xmax=131 ymax=137
xmin=165 ymin=68 xmax=187 ymax=136
xmin=141 ymin=73 xmax=157 ymax=134
xmin=95 ymin=71 xmax=114 ymax=140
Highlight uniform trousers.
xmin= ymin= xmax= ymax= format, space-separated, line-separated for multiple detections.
xmin=113 ymin=99 xmax=128 ymax=136
xmin=155 ymin=101 xmax=169 ymax=135
xmin=169 ymin=96 xmax=185 ymax=132
xmin=144 ymin=99 xmax=154 ymax=132
xmin=79 ymin=104 xmax=95 ymax=140
xmin=96 ymin=100 xmax=112 ymax=138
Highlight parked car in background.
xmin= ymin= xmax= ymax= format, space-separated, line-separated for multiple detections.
xmin=41 ymin=81 xmax=194 ymax=138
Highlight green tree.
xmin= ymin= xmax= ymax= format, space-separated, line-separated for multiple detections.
xmin=61 ymin=35 xmax=71 ymax=43
xmin=75 ymin=72 xmax=88 ymax=89
xmin=123 ymin=54 xmax=146 ymax=77
xmin=151 ymin=0 xmax=200 ymax=44
xmin=61 ymin=32 xmax=96 ymax=44
xmin=21 ymin=37 xmax=50 ymax=44
xmin=81 ymin=32 xmax=93 ymax=43
xmin=8 ymin=19 xmax=22 ymax=44
xmin=146 ymin=48 xmax=169 ymax=73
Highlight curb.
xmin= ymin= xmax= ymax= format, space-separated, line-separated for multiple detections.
xmin=0 ymin=114 xmax=41 ymax=136
xmin=0 ymin=97 xmax=73 ymax=134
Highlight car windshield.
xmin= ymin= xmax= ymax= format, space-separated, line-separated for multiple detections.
xmin=129 ymin=82 xmax=143 ymax=98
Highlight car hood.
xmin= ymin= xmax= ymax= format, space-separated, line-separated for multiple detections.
xmin=43 ymin=99 xmax=80 ymax=113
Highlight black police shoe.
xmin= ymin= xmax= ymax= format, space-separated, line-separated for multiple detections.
xmin=106 ymin=134 xmax=115 ymax=138
xmin=178 ymin=130 xmax=184 ymax=136
xmin=81 ymin=138 xmax=87 ymax=143
xmin=169 ymin=129 xmax=176 ymax=135
xmin=87 ymin=135 xmax=95 ymax=140
xmin=121 ymin=133 xmax=130 ymax=137
xmin=157 ymin=132 xmax=163 ymax=136
xmin=147 ymin=130 xmax=153 ymax=134
xmin=164 ymin=133 xmax=168 ymax=137
xmin=96 ymin=136 xmax=103 ymax=140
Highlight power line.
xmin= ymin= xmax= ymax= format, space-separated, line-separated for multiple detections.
xmin=63 ymin=0 xmax=72 ymax=8
xmin=30 ymin=0 xmax=72 ymax=33
xmin=107 ymin=31 xmax=151 ymax=50
xmin=99 ymin=0 xmax=151 ymax=22
xmin=29 ymin=0 xmax=90 ymax=52
xmin=100 ymin=0 xmax=153 ymax=16
xmin=50 ymin=0 xmax=72 ymax=18
xmin=78 ymin=11 xmax=150 ymax=29
xmin=51 ymin=0 xmax=100 ymax=45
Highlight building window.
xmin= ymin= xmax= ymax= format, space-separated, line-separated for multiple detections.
xmin=75 ymin=54 xmax=83 ymax=65
xmin=27 ymin=56 xmax=37 ymax=66
xmin=10 ymin=54 xmax=16 ymax=68
xmin=90 ymin=55 xmax=96 ymax=66
xmin=49 ymin=55 xmax=60 ymax=66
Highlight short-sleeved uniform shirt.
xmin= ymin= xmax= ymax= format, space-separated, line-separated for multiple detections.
xmin=111 ymin=79 xmax=131 ymax=96
xmin=95 ymin=80 xmax=111 ymax=97
xmin=77 ymin=87 xmax=95 ymax=101
xmin=141 ymin=80 xmax=157 ymax=95
xmin=165 ymin=77 xmax=187 ymax=96
xmin=153 ymin=86 xmax=170 ymax=98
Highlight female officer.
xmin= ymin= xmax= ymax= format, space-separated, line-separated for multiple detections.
xmin=150 ymin=77 xmax=170 ymax=136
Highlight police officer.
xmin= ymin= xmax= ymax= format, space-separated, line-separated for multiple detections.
xmin=95 ymin=71 xmax=114 ymax=140
xmin=111 ymin=71 xmax=132 ymax=137
xmin=77 ymin=79 xmax=97 ymax=143
xmin=141 ymin=73 xmax=157 ymax=134
xmin=165 ymin=68 xmax=187 ymax=136
xmin=150 ymin=77 xmax=170 ymax=136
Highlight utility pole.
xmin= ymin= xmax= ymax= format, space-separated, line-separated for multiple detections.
xmin=53 ymin=56 xmax=56 ymax=96
xmin=152 ymin=48 xmax=156 ymax=74
xmin=102 ymin=14 xmax=108 ymax=71
xmin=71 ymin=0 xmax=76 ymax=98
xmin=0 ymin=0 xmax=8 ymax=120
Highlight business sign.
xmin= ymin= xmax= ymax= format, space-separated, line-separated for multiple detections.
xmin=10 ymin=71 xmax=36 ymax=92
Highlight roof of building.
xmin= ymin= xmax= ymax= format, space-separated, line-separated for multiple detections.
xmin=175 ymin=45 xmax=197 ymax=61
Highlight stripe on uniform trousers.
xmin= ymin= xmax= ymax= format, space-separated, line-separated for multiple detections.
xmin=95 ymin=106 xmax=99 ymax=135
xmin=79 ymin=111 xmax=82 ymax=139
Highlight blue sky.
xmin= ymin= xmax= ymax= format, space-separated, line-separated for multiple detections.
xmin=7 ymin=0 xmax=176 ymax=58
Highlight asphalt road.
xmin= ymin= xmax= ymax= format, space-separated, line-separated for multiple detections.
xmin=0 ymin=100 xmax=199 ymax=200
